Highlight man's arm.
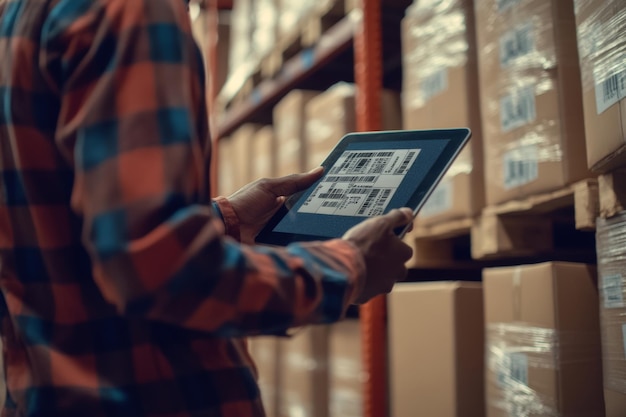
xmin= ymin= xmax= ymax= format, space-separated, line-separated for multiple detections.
xmin=42 ymin=0 xmax=364 ymax=336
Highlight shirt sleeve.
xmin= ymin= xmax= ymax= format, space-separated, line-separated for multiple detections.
xmin=41 ymin=0 xmax=365 ymax=336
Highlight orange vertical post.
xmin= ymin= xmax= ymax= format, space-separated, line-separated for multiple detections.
xmin=206 ymin=0 xmax=220 ymax=196
xmin=353 ymin=1 xmax=386 ymax=417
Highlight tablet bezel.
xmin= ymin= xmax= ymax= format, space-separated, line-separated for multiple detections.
xmin=255 ymin=128 xmax=472 ymax=246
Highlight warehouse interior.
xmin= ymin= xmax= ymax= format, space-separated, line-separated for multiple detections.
xmin=173 ymin=0 xmax=623 ymax=416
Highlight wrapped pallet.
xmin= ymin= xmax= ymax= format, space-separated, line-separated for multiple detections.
xmin=575 ymin=0 xmax=626 ymax=171
xmin=474 ymin=0 xmax=589 ymax=205
xmin=304 ymin=83 xmax=402 ymax=171
xmin=483 ymin=262 xmax=604 ymax=416
xmin=596 ymin=212 xmax=626 ymax=416
xmin=402 ymin=0 xmax=484 ymax=225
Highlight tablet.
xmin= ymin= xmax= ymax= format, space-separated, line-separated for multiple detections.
xmin=256 ymin=128 xmax=471 ymax=246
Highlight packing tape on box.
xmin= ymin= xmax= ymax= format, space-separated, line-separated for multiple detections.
xmin=487 ymin=323 xmax=602 ymax=416
xmin=596 ymin=211 xmax=626 ymax=394
xmin=574 ymin=0 xmax=626 ymax=115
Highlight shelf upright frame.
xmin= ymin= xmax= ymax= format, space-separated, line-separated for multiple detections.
xmin=353 ymin=1 xmax=387 ymax=417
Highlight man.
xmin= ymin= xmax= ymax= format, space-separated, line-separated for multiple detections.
xmin=0 ymin=0 xmax=413 ymax=415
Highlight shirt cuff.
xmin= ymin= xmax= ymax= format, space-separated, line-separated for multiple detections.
xmin=322 ymin=239 xmax=366 ymax=308
xmin=212 ymin=197 xmax=241 ymax=242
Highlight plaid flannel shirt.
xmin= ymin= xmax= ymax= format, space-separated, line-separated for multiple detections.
xmin=0 ymin=0 xmax=365 ymax=415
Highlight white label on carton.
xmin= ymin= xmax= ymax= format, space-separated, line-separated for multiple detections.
xmin=503 ymin=145 xmax=539 ymax=189
xmin=299 ymin=149 xmax=420 ymax=217
xmin=421 ymin=68 xmax=448 ymax=104
xmin=603 ymin=274 xmax=625 ymax=309
xmin=497 ymin=0 xmax=522 ymax=12
xmin=595 ymin=70 xmax=626 ymax=115
xmin=420 ymin=178 xmax=453 ymax=217
xmin=499 ymin=23 xmax=534 ymax=68
xmin=498 ymin=352 xmax=529 ymax=387
xmin=509 ymin=353 xmax=529 ymax=386
xmin=500 ymin=87 xmax=537 ymax=132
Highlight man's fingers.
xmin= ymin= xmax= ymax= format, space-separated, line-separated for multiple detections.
xmin=382 ymin=208 xmax=414 ymax=229
xmin=265 ymin=167 xmax=324 ymax=196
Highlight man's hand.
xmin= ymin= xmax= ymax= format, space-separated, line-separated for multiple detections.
xmin=228 ymin=167 xmax=325 ymax=244
xmin=343 ymin=208 xmax=414 ymax=304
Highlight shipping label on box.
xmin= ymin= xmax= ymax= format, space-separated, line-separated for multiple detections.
xmin=499 ymin=86 xmax=537 ymax=133
xmin=603 ymin=273 xmax=625 ymax=309
xmin=499 ymin=21 xmax=535 ymax=68
xmin=594 ymin=68 xmax=626 ymax=115
xmin=503 ymin=144 xmax=539 ymax=189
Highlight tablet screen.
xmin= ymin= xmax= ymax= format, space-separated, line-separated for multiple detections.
xmin=272 ymin=138 xmax=450 ymax=238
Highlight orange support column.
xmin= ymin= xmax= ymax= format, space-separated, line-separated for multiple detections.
xmin=353 ymin=1 xmax=386 ymax=417
xmin=205 ymin=0 xmax=220 ymax=196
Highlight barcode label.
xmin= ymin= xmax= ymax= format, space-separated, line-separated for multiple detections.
xmin=497 ymin=0 xmax=521 ymax=12
xmin=498 ymin=353 xmax=528 ymax=388
xmin=420 ymin=180 xmax=453 ymax=217
xmin=318 ymin=188 xmax=345 ymax=200
xmin=500 ymin=87 xmax=536 ymax=132
xmin=421 ymin=69 xmax=448 ymax=103
xmin=322 ymin=201 xmax=341 ymax=208
xmin=603 ymin=274 xmax=625 ymax=309
xmin=500 ymin=23 xmax=534 ymax=67
xmin=509 ymin=353 xmax=528 ymax=386
xmin=325 ymin=176 xmax=377 ymax=183
xmin=394 ymin=151 xmax=417 ymax=175
xmin=503 ymin=145 xmax=539 ymax=189
xmin=357 ymin=189 xmax=380 ymax=215
xmin=595 ymin=70 xmax=626 ymax=115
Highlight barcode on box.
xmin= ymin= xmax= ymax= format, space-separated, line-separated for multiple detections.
xmin=497 ymin=352 xmax=528 ymax=388
xmin=602 ymin=274 xmax=625 ymax=309
xmin=421 ymin=69 xmax=448 ymax=103
xmin=595 ymin=70 xmax=626 ymax=115
xmin=509 ymin=353 xmax=528 ymax=386
xmin=503 ymin=145 xmax=538 ymax=189
xmin=500 ymin=23 xmax=534 ymax=67
xmin=420 ymin=179 xmax=453 ymax=217
xmin=500 ymin=87 xmax=536 ymax=132
xmin=497 ymin=0 xmax=521 ymax=12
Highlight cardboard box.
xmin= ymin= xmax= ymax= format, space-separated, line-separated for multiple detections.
xmin=273 ymin=90 xmax=319 ymax=177
xmin=596 ymin=213 xmax=626 ymax=402
xmin=475 ymin=0 xmax=589 ymax=205
xmin=328 ymin=320 xmax=363 ymax=417
xmin=483 ymin=262 xmax=604 ymax=417
xmin=217 ymin=136 xmax=235 ymax=196
xmin=402 ymin=0 xmax=484 ymax=224
xmin=575 ymin=0 xmax=626 ymax=172
xmin=389 ymin=282 xmax=485 ymax=417
xmin=251 ymin=126 xmax=276 ymax=180
xmin=304 ymin=83 xmax=402 ymax=171
xmin=249 ymin=337 xmax=279 ymax=417
xmin=605 ymin=389 xmax=626 ymax=417
xmin=229 ymin=124 xmax=261 ymax=191
xmin=277 ymin=327 xmax=329 ymax=417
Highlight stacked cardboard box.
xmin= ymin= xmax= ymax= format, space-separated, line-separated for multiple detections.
xmin=574 ymin=0 xmax=626 ymax=172
xmin=229 ymin=124 xmax=261 ymax=192
xmin=278 ymin=327 xmax=328 ymax=417
xmin=401 ymin=0 xmax=484 ymax=225
xmin=217 ymin=136 xmax=235 ymax=196
xmin=596 ymin=212 xmax=626 ymax=417
xmin=251 ymin=126 xmax=276 ymax=181
xmin=328 ymin=320 xmax=363 ymax=417
xmin=474 ymin=0 xmax=589 ymax=205
xmin=483 ymin=262 xmax=604 ymax=416
xmin=274 ymin=90 xmax=319 ymax=177
xmin=249 ymin=337 xmax=279 ymax=417
xmin=389 ymin=282 xmax=485 ymax=417
xmin=304 ymin=83 xmax=402 ymax=171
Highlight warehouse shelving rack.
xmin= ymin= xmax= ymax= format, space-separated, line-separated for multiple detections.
xmin=201 ymin=0 xmax=410 ymax=415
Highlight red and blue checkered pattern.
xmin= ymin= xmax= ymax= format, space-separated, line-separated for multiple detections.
xmin=0 ymin=0 xmax=364 ymax=415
